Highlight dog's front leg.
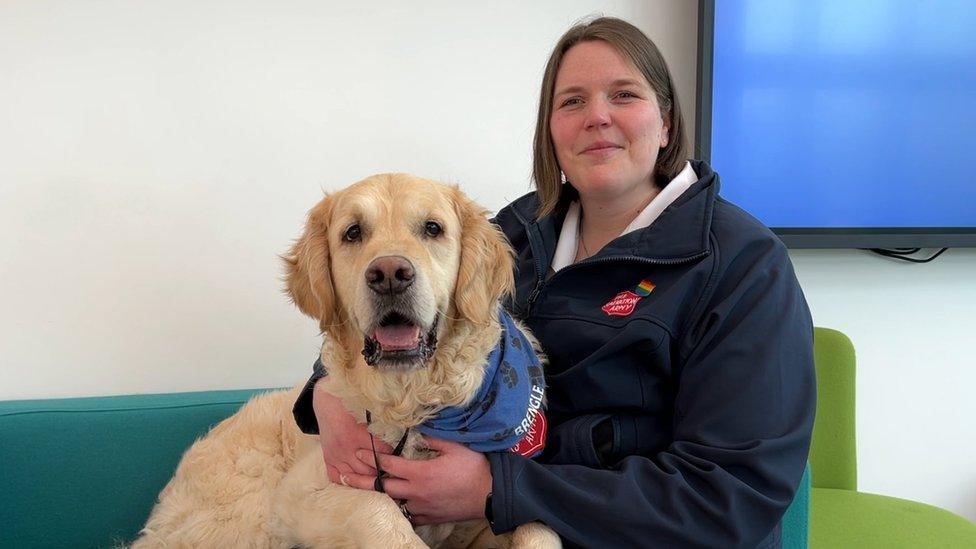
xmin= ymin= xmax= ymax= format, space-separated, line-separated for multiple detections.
xmin=509 ymin=523 xmax=562 ymax=549
xmin=273 ymin=445 xmax=427 ymax=548
xmin=463 ymin=522 xmax=562 ymax=549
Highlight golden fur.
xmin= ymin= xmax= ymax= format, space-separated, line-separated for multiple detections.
xmin=133 ymin=174 xmax=560 ymax=548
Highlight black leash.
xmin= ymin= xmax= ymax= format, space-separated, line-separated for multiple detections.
xmin=364 ymin=410 xmax=413 ymax=521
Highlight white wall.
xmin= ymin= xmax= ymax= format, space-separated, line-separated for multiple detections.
xmin=791 ymin=248 xmax=976 ymax=523
xmin=1 ymin=0 xmax=973 ymax=523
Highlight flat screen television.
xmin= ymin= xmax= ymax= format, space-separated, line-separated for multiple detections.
xmin=696 ymin=0 xmax=976 ymax=248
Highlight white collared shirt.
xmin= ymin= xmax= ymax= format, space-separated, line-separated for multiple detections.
xmin=550 ymin=161 xmax=698 ymax=273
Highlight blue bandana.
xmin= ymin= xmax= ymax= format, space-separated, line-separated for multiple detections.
xmin=416 ymin=310 xmax=546 ymax=454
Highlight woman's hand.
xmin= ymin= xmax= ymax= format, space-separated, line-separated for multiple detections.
xmin=312 ymin=380 xmax=392 ymax=483
xmin=343 ymin=437 xmax=492 ymax=525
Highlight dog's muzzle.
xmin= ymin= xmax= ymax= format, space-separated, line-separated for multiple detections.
xmin=361 ymin=255 xmax=438 ymax=369
xmin=362 ymin=315 xmax=438 ymax=368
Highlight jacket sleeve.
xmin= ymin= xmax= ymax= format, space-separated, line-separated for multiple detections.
xmin=487 ymin=239 xmax=816 ymax=548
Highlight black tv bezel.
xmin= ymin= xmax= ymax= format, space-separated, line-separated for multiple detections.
xmin=695 ymin=0 xmax=976 ymax=249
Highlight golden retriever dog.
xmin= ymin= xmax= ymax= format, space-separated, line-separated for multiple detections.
xmin=133 ymin=174 xmax=560 ymax=548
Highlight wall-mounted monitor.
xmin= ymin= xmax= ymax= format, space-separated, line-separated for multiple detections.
xmin=696 ymin=0 xmax=976 ymax=248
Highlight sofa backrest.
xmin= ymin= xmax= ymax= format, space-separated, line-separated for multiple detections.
xmin=0 ymin=388 xmax=273 ymax=548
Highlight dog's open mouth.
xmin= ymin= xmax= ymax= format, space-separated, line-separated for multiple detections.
xmin=362 ymin=312 xmax=438 ymax=368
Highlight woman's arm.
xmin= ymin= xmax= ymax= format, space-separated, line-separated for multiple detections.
xmin=293 ymin=367 xmax=391 ymax=482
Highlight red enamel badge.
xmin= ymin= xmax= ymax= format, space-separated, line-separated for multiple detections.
xmin=602 ymin=278 xmax=655 ymax=317
xmin=602 ymin=290 xmax=642 ymax=317
xmin=511 ymin=412 xmax=547 ymax=457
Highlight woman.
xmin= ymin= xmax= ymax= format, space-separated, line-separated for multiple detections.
xmin=293 ymin=17 xmax=814 ymax=548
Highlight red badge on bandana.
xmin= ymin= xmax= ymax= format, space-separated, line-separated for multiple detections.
xmin=602 ymin=278 xmax=656 ymax=317
xmin=510 ymin=412 xmax=547 ymax=457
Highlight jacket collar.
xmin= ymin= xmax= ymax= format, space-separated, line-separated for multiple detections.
xmin=508 ymin=160 xmax=718 ymax=268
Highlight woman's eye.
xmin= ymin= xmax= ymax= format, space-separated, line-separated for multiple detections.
xmin=343 ymin=224 xmax=362 ymax=242
xmin=424 ymin=221 xmax=443 ymax=237
xmin=560 ymin=97 xmax=583 ymax=108
xmin=615 ymin=91 xmax=638 ymax=100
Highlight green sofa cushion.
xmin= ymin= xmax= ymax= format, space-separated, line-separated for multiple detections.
xmin=0 ymin=389 xmax=275 ymax=548
xmin=811 ymin=487 xmax=976 ymax=548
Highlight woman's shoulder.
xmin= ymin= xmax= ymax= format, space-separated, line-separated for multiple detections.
xmin=686 ymin=159 xmax=776 ymax=248
xmin=493 ymin=189 xmax=540 ymax=224
xmin=491 ymin=191 xmax=539 ymax=253
xmin=710 ymin=195 xmax=788 ymax=260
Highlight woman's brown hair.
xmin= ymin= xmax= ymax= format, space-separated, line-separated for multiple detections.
xmin=532 ymin=17 xmax=688 ymax=219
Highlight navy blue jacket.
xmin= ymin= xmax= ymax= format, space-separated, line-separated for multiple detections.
xmin=486 ymin=160 xmax=815 ymax=548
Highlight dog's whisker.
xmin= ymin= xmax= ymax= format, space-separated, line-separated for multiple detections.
xmin=317 ymin=318 xmax=351 ymax=330
xmin=435 ymin=310 xmax=492 ymax=328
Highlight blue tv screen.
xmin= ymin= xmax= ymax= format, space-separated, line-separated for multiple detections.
xmin=703 ymin=0 xmax=976 ymax=247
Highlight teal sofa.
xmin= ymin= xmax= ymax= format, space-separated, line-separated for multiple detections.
xmin=0 ymin=329 xmax=856 ymax=549
xmin=0 ymin=386 xmax=810 ymax=548
xmin=0 ymin=388 xmax=275 ymax=548
xmin=0 ymin=398 xmax=810 ymax=548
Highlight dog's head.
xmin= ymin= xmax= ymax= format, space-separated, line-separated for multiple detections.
xmin=284 ymin=174 xmax=513 ymax=372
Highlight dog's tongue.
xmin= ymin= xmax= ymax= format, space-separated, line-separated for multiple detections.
xmin=373 ymin=324 xmax=421 ymax=351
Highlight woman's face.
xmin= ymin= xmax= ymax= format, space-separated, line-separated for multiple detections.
xmin=550 ymin=41 xmax=669 ymax=203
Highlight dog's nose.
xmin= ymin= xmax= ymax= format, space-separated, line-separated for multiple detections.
xmin=365 ymin=256 xmax=415 ymax=295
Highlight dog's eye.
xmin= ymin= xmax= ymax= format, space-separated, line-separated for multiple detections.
xmin=424 ymin=221 xmax=443 ymax=237
xmin=343 ymin=224 xmax=362 ymax=242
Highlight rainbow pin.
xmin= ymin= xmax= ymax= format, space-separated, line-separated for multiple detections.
xmin=634 ymin=278 xmax=656 ymax=297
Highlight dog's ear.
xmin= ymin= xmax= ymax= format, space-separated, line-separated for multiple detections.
xmin=282 ymin=196 xmax=338 ymax=333
xmin=452 ymin=189 xmax=515 ymax=325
